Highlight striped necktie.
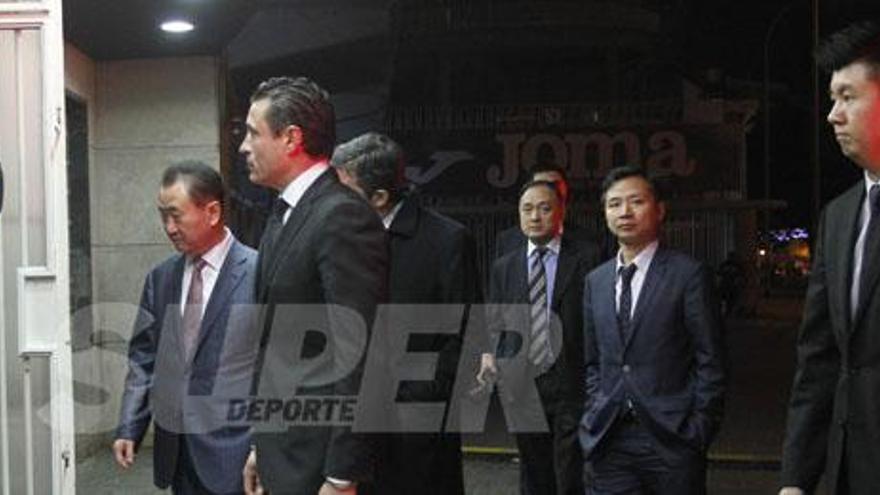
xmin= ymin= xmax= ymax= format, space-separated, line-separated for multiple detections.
xmin=528 ymin=247 xmax=552 ymax=369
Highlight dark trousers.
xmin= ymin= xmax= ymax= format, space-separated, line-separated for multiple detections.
xmin=172 ymin=439 xmax=244 ymax=495
xmin=587 ymin=417 xmax=705 ymax=495
xmin=515 ymin=374 xmax=584 ymax=495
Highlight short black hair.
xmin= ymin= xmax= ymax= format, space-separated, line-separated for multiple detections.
xmin=331 ymin=132 xmax=405 ymax=203
xmin=161 ymin=161 xmax=225 ymax=211
xmin=519 ymin=179 xmax=563 ymax=204
xmin=600 ymin=165 xmax=663 ymax=204
xmin=816 ymin=20 xmax=880 ymax=74
xmin=528 ymin=163 xmax=568 ymax=185
xmin=250 ymin=76 xmax=336 ymax=158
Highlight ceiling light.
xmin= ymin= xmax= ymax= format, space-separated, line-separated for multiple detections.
xmin=160 ymin=20 xmax=194 ymax=33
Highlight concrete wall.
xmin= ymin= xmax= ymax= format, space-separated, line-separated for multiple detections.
xmin=64 ymin=51 xmax=221 ymax=459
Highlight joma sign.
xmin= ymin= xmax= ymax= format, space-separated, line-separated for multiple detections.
xmin=487 ymin=130 xmax=697 ymax=188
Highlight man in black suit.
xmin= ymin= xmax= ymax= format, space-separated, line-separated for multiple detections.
xmin=579 ymin=165 xmax=726 ymax=495
xmin=332 ymin=131 xmax=480 ymax=495
xmin=495 ymin=163 xmax=591 ymax=259
xmin=239 ymin=77 xmax=388 ymax=495
xmin=478 ymin=180 xmax=601 ymax=495
xmin=114 ymin=162 xmax=258 ymax=494
xmin=781 ymin=21 xmax=880 ymax=495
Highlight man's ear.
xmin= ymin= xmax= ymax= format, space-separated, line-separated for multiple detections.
xmin=369 ymin=189 xmax=390 ymax=211
xmin=205 ymin=200 xmax=223 ymax=227
xmin=283 ymin=125 xmax=303 ymax=153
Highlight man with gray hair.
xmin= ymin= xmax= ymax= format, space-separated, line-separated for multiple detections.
xmin=333 ymin=132 xmax=480 ymax=495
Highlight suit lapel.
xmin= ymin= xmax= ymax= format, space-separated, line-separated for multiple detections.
xmin=624 ymin=248 xmax=667 ymax=351
xmin=168 ymin=255 xmax=187 ymax=362
xmin=511 ymin=245 xmax=529 ymax=303
xmin=260 ymin=170 xmax=334 ymax=294
xmin=835 ymin=185 xmax=863 ymax=332
xmin=594 ymin=261 xmax=624 ymax=352
xmin=192 ymin=240 xmax=247 ymax=360
xmin=551 ymin=238 xmax=576 ymax=310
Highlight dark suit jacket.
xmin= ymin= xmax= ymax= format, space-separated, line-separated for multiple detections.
xmin=367 ymin=197 xmax=479 ymax=495
xmin=252 ymin=170 xmax=388 ymax=493
xmin=117 ymin=237 xmax=258 ymax=493
xmin=782 ymin=182 xmax=880 ymax=493
xmin=579 ymin=247 xmax=725 ymax=462
xmin=489 ymin=235 xmax=601 ymax=412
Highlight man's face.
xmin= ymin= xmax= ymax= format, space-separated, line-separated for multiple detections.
xmin=533 ymin=170 xmax=569 ymax=205
xmin=519 ymin=184 xmax=563 ymax=244
xmin=603 ymin=176 xmax=665 ymax=249
xmin=157 ymin=181 xmax=220 ymax=256
xmin=239 ymin=98 xmax=292 ymax=190
xmin=827 ymin=61 xmax=880 ymax=173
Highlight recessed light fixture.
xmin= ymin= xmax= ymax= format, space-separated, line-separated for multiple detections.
xmin=160 ymin=20 xmax=194 ymax=33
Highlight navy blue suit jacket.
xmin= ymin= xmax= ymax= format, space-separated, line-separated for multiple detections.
xmin=117 ymin=237 xmax=258 ymax=492
xmin=579 ymin=247 xmax=725 ymax=461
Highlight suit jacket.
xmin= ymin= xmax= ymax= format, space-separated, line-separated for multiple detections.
xmin=579 ymin=247 xmax=725 ymax=462
xmin=489 ymin=235 xmax=601 ymax=412
xmin=252 ymin=170 xmax=389 ymax=493
xmin=117 ymin=237 xmax=258 ymax=493
xmin=782 ymin=182 xmax=880 ymax=493
xmin=366 ymin=196 xmax=479 ymax=495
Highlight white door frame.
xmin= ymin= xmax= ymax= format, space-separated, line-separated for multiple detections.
xmin=0 ymin=1 xmax=75 ymax=493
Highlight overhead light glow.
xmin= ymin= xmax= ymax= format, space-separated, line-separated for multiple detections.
xmin=160 ymin=20 xmax=194 ymax=33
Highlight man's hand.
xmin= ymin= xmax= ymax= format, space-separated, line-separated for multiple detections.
xmin=779 ymin=487 xmax=804 ymax=495
xmin=112 ymin=439 xmax=136 ymax=469
xmin=318 ymin=481 xmax=357 ymax=495
xmin=243 ymin=450 xmax=265 ymax=495
xmin=476 ymin=353 xmax=497 ymax=386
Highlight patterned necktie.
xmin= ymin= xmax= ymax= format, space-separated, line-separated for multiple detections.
xmin=528 ymin=247 xmax=552 ymax=369
xmin=618 ymin=264 xmax=638 ymax=335
xmin=859 ymin=184 xmax=880 ymax=312
xmin=182 ymin=257 xmax=207 ymax=359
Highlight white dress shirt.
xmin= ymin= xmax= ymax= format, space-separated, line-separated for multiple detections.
xmin=277 ymin=162 xmax=330 ymax=225
xmin=614 ymin=240 xmax=659 ymax=319
xmin=180 ymin=227 xmax=234 ymax=317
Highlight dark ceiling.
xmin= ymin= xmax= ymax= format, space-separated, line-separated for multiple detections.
xmin=63 ymin=0 xmax=266 ymax=60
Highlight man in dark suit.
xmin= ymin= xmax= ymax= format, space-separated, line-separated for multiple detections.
xmin=781 ymin=21 xmax=880 ymax=495
xmin=332 ymin=131 xmax=480 ymax=495
xmin=478 ymin=180 xmax=601 ymax=495
xmin=114 ymin=162 xmax=258 ymax=495
xmin=495 ymin=163 xmax=591 ymax=259
xmin=239 ymin=77 xmax=388 ymax=495
xmin=579 ymin=165 xmax=725 ymax=495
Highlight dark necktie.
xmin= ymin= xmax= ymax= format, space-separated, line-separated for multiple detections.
xmin=528 ymin=247 xmax=552 ymax=369
xmin=618 ymin=264 xmax=638 ymax=335
xmin=182 ymin=257 xmax=207 ymax=359
xmin=859 ymin=184 xmax=880 ymax=312
xmin=262 ymin=197 xmax=289 ymax=260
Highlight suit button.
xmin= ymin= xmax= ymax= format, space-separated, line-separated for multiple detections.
xmin=622 ymin=365 xmax=631 ymax=373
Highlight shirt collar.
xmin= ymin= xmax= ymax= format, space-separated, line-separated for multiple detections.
xmin=615 ymin=240 xmax=659 ymax=275
xmin=382 ymin=200 xmax=404 ymax=229
xmin=278 ymin=162 xmax=329 ymax=209
xmin=527 ymin=235 xmax=561 ymax=258
xmin=864 ymin=170 xmax=880 ymax=197
xmin=190 ymin=227 xmax=233 ymax=271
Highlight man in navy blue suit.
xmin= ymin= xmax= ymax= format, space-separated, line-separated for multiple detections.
xmin=114 ymin=162 xmax=258 ymax=495
xmin=579 ymin=165 xmax=726 ymax=494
